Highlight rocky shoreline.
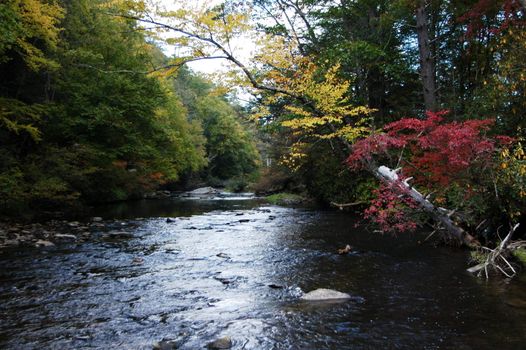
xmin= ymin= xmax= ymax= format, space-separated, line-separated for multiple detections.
xmin=0 ymin=217 xmax=140 ymax=250
xmin=0 ymin=187 xmax=308 ymax=250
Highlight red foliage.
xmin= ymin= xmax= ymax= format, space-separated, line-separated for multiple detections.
xmin=458 ymin=0 xmax=525 ymax=38
xmin=347 ymin=110 xmax=511 ymax=233
xmin=363 ymin=183 xmax=419 ymax=234
xmin=346 ymin=133 xmax=405 ymax=170
xmin=348 ymin=110 xmax=502 ymax=187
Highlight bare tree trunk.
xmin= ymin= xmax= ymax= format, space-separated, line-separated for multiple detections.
xmin=374 ymin=165 xmax=480 ymax=247
xmin=416 ymin=1 xmax=437 ymax=112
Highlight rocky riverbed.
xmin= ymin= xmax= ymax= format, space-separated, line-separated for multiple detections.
xmin=0 ymin=217 xmax=142 ymax=249
xmin=0 ymin=188 xmax=255 ymax=250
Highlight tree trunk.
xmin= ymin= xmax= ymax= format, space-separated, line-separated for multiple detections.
xmin=416 ymin=1 xmax=437 ymax=112
xmin=374 ymin=165 xmax=480 ymax=248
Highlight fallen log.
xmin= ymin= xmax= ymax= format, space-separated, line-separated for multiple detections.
xmin=373 ymin=165 xmax=480 ymax=248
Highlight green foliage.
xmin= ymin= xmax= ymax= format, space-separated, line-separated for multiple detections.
xmin=495 ymin=142 xmax=526 ymax=221
xmin=0 ymin=97 xmax=44 ymax=141
xmin=0 ymin=166 xmax=27 ymax=213
xmin=469 ymin=250 xmax=488 ymax=265
xmin=265 ymin=193 xmax=305 ymax=206
xmin=512 ymin=249 xmax=526 ymax=266
xmin=301 ymin=142 xmax=371 ymax=205
xmin=197 ymin=96 xmax=260 ymax=179
xmin=0 ymin=0 xmax=64 ymax=70
xmin=173 ymin=68 xmax=261 ymax=181
xmin=0 ymin=0 xmax=257 ymax=215
xmin=225 ymin=176 xmax=250 ymax=193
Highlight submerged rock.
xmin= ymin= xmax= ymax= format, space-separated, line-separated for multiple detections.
xmin=207 ymin=336 xmax=232 ymax=349
xmin=300 ymin=288 xmax=351 ymax=301
xmin=104 ymin=231 xmax=134 ymax=239
xmin=268 ymin=284 xmax=284 ymax=289
xmin=153 ymin=340 xmax=179 ymax=350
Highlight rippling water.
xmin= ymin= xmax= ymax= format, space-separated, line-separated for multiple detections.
xmin=1 ymin=198 xmax=525 ymax=349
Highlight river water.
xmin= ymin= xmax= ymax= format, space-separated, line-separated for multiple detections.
xmin=1 ymin=197 xmax=525 ymax=349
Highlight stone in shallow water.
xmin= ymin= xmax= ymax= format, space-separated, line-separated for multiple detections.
xmin=188 ymin=186 xmax=220 ymax=195
xmin=300 ymin=288 xmax=351 ymax=301
xmin=153 ymin=340 xmax=179 ymax=350
xmin=54 ymin=234 xmax=77 ymax=241
xmin=207 ymin=336 xmax=232 ymax=349
xmin=35 ymin=240 xmax=55 ymax=248
xmin=104 ymin=231 xmax=134 ymax=239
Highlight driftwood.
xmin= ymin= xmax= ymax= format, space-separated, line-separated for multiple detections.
xmin=374 ymin=165 xmax=480 ymax=248
xmin=467 ymin=223 xmax=521 ymax=278
xmin=337 ymin=245 xmax=353 ymax=255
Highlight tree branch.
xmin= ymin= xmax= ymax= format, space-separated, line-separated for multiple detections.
xmin=73 ymin=56 xmax=229 ymax=75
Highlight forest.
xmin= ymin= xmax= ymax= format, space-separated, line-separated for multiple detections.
xmin=2 ymin=1 xmax=526 ymax=349
xmin=0 ymin=0 xmax=259 ymax=215
xmin=1 ymin=0 xmax=526 ymax=269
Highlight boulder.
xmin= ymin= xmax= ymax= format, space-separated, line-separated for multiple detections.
xmin=187 ymin=187 xmax=220 ymax=196
xmin=300 ymin=288 xmax=351 ymax=301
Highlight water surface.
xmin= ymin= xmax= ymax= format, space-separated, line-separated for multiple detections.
xmin=1 ymin=198 xmax=525 ymax=349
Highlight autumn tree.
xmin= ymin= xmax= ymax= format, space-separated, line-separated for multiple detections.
xmin=1 ymin=0 xmax=240 ymax=214
xmin=0 ymin=0 xmax=64 ymax=141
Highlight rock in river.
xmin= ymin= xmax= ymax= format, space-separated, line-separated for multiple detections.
xmin=35 ymin=240 xmax=55 ymax=248
xmin=104 ymin=231 xmax=134 ymax=239
xmin=187 ymin=187 xmax=220 ymax=196
xmin=54 ymin=234 xmax=77 ymax=242
xmin=207 ymin=336 xmax=232 ymax=349
xmin=300 ymin=288 xmax=351 ymax=301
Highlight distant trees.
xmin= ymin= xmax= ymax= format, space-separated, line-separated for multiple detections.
xmin=0 ymin=0 xmax=259 ymax=215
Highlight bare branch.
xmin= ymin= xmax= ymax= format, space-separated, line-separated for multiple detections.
xmin=104 ymin=11 xmax=318 ymax=104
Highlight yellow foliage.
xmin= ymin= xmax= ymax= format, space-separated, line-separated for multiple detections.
xmin=274 ymin=60 xmax=372 ymax=168
xmin=498 ymin=142 xmax=526 ymax=208
xmin=7 ymin=0 xmax=65 ymax=71
xmin=144 ymin=1 xmax=372 ymax=171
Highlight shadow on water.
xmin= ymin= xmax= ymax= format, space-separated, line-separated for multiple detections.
xmin=0 ymin=197 xmax=525 ymax=349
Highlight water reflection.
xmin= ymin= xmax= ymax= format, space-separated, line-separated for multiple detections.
xmin=0 ymin=199 xmax=525 ymax=349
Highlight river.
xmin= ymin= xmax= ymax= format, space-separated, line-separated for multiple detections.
xmin=1 ymin=196 xmax=525 ymax=349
